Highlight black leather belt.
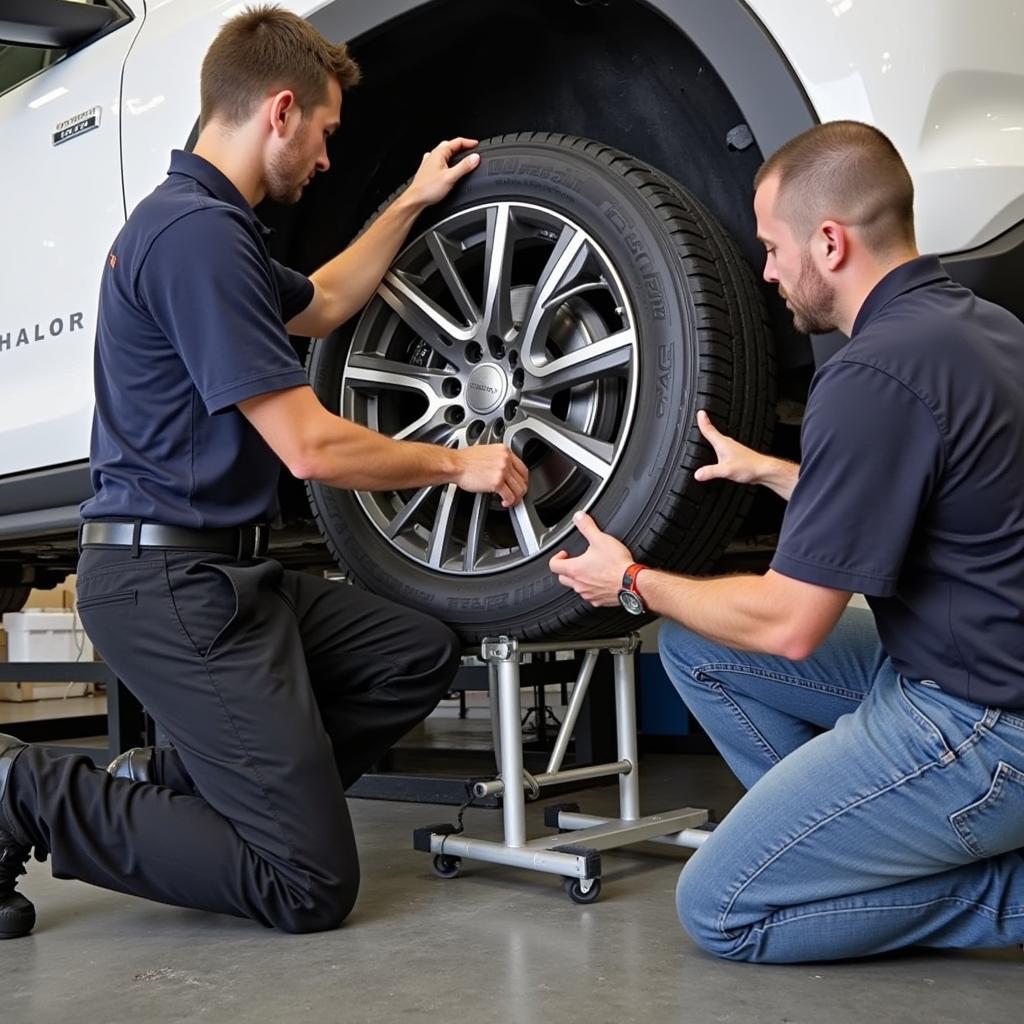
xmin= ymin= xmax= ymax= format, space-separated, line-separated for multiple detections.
xmin=79 ymin=521 xmax=270 ymax=559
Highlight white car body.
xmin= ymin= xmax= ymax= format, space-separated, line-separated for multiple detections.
xmin=1 ymin=0 xmax=1022 ymax=496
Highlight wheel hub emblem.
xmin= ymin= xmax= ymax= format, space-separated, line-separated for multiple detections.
xmin=465 ymin=363 xmax=508 ymax=414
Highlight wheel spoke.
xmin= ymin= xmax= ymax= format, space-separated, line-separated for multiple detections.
xmin=427 ymin=482 xmax=460 ymax=568
xmin=379 ymin=269 xmax=475 ymax=349
xmin=425 ymin=230 xmax=480 ymax=325
xmin=481 ymin=203 xmax=516 ymax=340
xmin=517 ymin=226 xmax=589 ymax=359
xmin=392 ymin=406 xmax=450 ymax=444
xmin=524 ymin=327 xmax=635 ymax=392
xmin=507 ymin=414 xmax=615 ymax=480
xmin=384 ymin=485 xmax=435 ymax=538
xmin=346 ymin=352 xmax=453 ymax=399
xmin=346 ymin=352 xmax=452 ymax=444
xmin=463 ymin=491 xmax=489 ymax=571
xmin=510 ymin=496 xmax=545 ymax=557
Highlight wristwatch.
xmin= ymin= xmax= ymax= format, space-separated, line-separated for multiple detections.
xmin=617 ymin=563 xmax=650 ymax=615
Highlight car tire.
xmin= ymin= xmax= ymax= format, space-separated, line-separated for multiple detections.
xmin=0 ymin=585 xmax=31 ymax=615
xmin=306 ymin=133 xmax=774 ymax=642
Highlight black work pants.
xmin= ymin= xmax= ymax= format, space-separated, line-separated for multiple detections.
xmin=5 ymin=548 xmax=459 ymax=933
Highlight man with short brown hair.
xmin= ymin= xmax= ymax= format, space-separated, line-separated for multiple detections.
xmin=199 ymin=5 xmax=362 ymax=129
xmin=552 ymin=120 xmax=1024 ymax=962
xmin=0 ymin=4 xmax=526 ymax=938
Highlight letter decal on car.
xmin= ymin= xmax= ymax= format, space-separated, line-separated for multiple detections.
xmin=53 ymin=107 xmax=102 ymax=146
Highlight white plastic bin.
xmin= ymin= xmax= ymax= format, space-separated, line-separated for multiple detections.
xmin=1 ymin=610 xmax=94 ymax=699
xmin=2 ymin=610 xmax=93 ymax=662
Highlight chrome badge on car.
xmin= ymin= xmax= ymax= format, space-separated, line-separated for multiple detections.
xmin=53 ymin=106 xmax=102 ymax=146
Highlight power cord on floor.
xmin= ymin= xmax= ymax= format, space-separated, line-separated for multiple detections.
xmin=449 ymin=780 xmax=481 ymax=835
xmin=437 ymin=767 xmax=543 ymax=858
xmin=438 ymin=779 xmax=486 ymax=857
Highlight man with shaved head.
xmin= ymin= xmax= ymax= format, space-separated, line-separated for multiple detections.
xmin=551 ymin=120 xmax=1024 ymax=963
xmin=754 ymin=120 xmax=917 ymax=334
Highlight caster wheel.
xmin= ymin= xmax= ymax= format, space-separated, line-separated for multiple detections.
xmin=564 ymin=877 xmax=602 ymax=904
xmin=432 ymin=854 xmax=462 ymax=879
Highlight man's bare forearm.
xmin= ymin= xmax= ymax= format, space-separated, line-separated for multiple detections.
xmin=640 ymin=570 xmax=793 ymax=654
xmin=303 ymin=417 xmax=459 ymax=491
xmin=756 ymin=455 xmax=800 ymax=501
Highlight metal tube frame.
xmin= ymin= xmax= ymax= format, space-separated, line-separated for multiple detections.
xmin=545 ymin=649 xmax=597 ymax=775
xmin=416 ymin=634 xmax=708 ymax=890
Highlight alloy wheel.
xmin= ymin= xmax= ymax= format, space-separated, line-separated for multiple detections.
xmin=340 ymin=201 xmax=640 ymax=575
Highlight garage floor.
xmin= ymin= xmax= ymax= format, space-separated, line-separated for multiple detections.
xmin=5 ymin=725 xmax=1020 ymax=1023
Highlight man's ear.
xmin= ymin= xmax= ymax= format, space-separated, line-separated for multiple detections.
xmin=820 ymin=220 xmax=848 ymax=271
xmin=267 ymin=90 xmax=298 ymax=138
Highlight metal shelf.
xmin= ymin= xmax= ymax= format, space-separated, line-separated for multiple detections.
xmin=0 ymin=662 xmax=154 ymax=764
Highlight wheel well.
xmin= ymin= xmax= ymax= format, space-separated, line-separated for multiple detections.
xmin=263 ymin=0 xmax=810 ymax=377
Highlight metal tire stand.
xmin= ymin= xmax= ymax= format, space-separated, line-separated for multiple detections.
xmin=414 ymin=634 xmax=710 ymax=902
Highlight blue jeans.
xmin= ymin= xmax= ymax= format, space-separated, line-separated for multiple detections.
xmin=659 ymin=607 xmax=1024 ymax=962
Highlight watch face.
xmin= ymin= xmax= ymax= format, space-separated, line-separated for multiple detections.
xmin=618 ymin=589 xmax=644 ymax=616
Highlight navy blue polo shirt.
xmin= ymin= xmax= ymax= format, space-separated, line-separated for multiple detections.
xmin=772 ymin=255 xmax=1024 ymax=708
xmin=80 ymin=151 xmax=314 ymax=528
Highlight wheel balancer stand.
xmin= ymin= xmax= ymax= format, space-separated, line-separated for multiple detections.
xmin=413 ymin=633 xmax=710 ymax=903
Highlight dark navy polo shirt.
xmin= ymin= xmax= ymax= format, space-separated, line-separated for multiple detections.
xmin=80 ymin=151 xmax=313 ymax=528
xmin=771 ymin=255 xmax=1024 ymax=708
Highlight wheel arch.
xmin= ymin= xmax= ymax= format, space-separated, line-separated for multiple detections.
xmin=306 ymin=0 xmax=818 ymax=161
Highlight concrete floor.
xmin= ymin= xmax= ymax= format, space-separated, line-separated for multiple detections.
xmin=4 ymin=736 xmax=1021 ymax=1023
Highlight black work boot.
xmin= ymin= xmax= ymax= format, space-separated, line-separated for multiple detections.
xmin=0 ymin=734 xmax=35 ymax=940
xmin=106 ymin=746 xmax=156 ymax=784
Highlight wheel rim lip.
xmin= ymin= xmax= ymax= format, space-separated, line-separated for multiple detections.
xmin=341 ymin=199 xmax=640 ymax=576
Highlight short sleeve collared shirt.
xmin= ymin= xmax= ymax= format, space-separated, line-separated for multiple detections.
xmin=81 ymin=151 xmax=313 ymax=527
xmin=772 ymin=256 xmax=1024 ymax=708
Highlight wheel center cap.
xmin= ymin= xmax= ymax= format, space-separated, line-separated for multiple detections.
xmin=465 ymin=363 xmax=508 ymax=414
